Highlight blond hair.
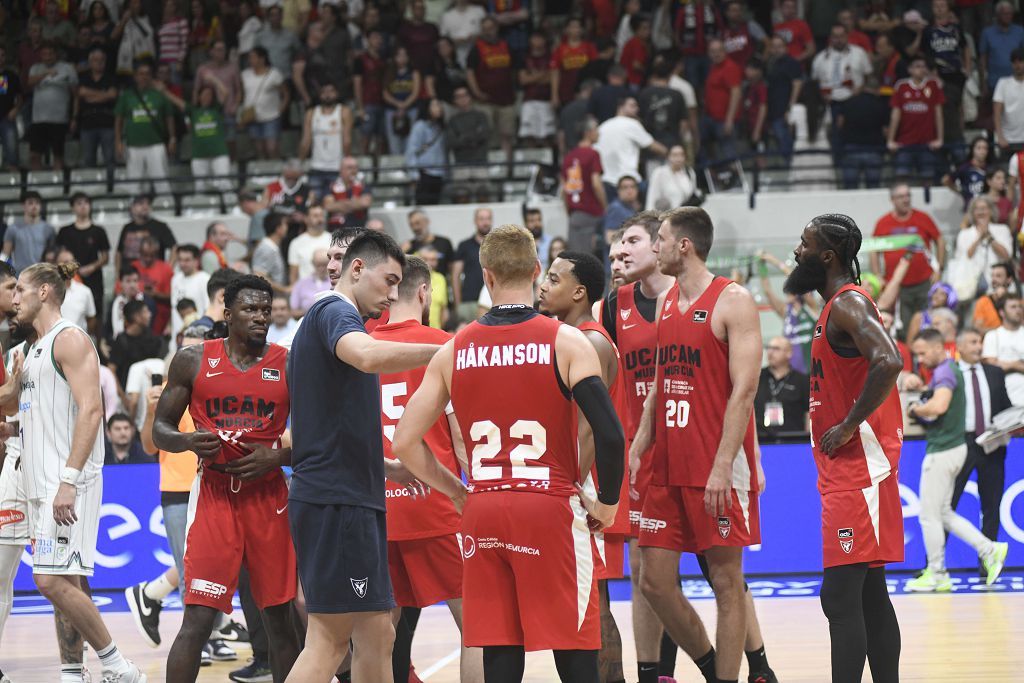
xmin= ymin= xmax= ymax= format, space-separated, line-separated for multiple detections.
xmin=479 ymin=224 xmax=538 ymax=286
xmin=22 ymin=261 xmax=79 ymax=304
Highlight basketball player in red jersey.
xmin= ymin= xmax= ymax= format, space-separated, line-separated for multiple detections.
xmin=785 ymin=214 xmax=902 ymax=683
xmin=392 ymin=225 xmax=626 ymax=683
xmin=631 ymin=207 xmax=762 ymax=683
xmin=598 ymin=212 xmax=679 ymax=681
xmin=370 ymin=256 xmax=483 ymax=682
xmin=154 ymin=274 xmax=301 ymax=683
xmin=539 ymin=250 xmax=631 ymax=683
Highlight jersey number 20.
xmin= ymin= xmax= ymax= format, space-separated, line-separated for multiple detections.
xmin=469 ymin=419 xmax=549 ymax=482
xmin=665 ymin=399 xmax=691 ymax=428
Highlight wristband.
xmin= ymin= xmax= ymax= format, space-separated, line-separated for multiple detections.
xmin=60 ymin=466 xmax=81 ymax=487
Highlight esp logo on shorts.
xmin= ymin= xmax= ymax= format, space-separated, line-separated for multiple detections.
xmin=717 ymin=517 xmax=731 ymax=539
xmin=693 ymin=310 xmax=708 ymax=323
xmin=262 ymin=368 xmax=281 ymax=382
xmin=838 ymin=528 xmax=854 ymax=554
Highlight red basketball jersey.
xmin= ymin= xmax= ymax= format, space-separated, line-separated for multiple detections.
xmin=188 ymin=340 xmax=290 ymax=473
xmin=809 ymin=284 xmax=903 ymax=494
xmin=615 ymin=282 xmax=657 ymax=428
xmin=372 ymin=319 xmax=462 ymax=541
xmin=579 ymin=321 xmax=630 ymax=534
xmin=450 ymin=310 xmax=579 ymax=497
xmin=653 ymin=277 xmax=757 ymax=490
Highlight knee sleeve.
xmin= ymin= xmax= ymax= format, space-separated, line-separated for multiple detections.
xmin=553 ymin=649 xmax=600 ymax=683
xmin=483 ymin=645 xmax=525 ymax=683
xmin=819 ymin=564 xmax=868 ymax=622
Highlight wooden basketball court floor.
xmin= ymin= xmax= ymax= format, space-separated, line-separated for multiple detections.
xmin=3 ymin=591 xmax=1021 ymax=682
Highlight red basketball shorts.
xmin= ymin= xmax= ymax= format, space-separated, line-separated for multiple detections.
xmin=821 ymin=472 xmax=905 ymax=569
xmin=595 ymin=533 xmax=626 ymax=580
xmin=388 ymin=534 xmax=464 ymax=608
xmin=183 ymin=470 xmax=297 ymax=614
xmin=461 ymin=491 xmax=600 ymax=651
xmin=638 ymin=484 xmax=760 ymax=554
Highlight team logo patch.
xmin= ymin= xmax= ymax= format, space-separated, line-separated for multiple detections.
xmin=34 ymin=348 xmax=42 ymax=358
xmin=838 ymin=528 xmax=854 ymax=554
xmin=718 ymin=517 xmax=731 ymax=539
xmin=0 ymin=510 xmax=24 ymax=528
xmin=208 ymin=357 xmax=221 ymax=369
xmin=693 ymin=310 xmax=708 ymax=323
xmin=351 ymin=577 xmax=368 ymax=598
xmin=462 ymin=535 xmax=477 ymax=559
xmin=262 ymin=368 xmax=281 ymax=382
xmin=814 ymin=325 xmax=823 ymax=338
xmin=620 ymin=308 xmax=631 ymax=322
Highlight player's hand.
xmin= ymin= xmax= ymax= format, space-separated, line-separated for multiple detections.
xmin=704 ymin=464 xmax=732 ymax=517
xmin=53 ymin=482 xmax=78 ymax=526
xmin=0 ymin=422 xmax=17 ymax=440
xmin=226 ymin=443 xmax=283 ymax=480
xmin=820 ymin=420 xmax=857 ymax=458
xmin=189 ymin=429 xmax=223 ymax=459
xmin=628 ymin=451 xmax=641 ymax=501
xmin=575 ymin=483 xmax=617 ymax=531
xmin=404 ymin=480 xmax=430 ymax=499
xmin=384 ymin=458 xmax=417 ymax=485
xmin=757 ymin=460 xmax=766 ymax=494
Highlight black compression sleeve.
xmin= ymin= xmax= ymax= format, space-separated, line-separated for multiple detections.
xmin=573 ymin=375 xmax=625 ymax=504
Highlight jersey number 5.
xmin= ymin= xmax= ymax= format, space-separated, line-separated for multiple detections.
xmin=665 ymin=399 xmax=690 ymax=429
xmin=381 ymin=382 xmax=407 ymax=443
xmin=469 ymin=419 xmax=549 ymax=481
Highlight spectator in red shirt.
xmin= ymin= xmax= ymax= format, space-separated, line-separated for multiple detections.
xmin=619 ymin=15 xmax=650 ymax=87
xmin=773 ymin=0 xmax=814 ymax=63
xmin=674 ymin=0 xmax=723 ymax=89
xmin=518 ymin=32 xmax=554 ymax=147
xmin=396 ymin=0 xmax=440 ymax=74
xmin=467 ymin=16 xmax=518 ymax=162
xmin=132 ymin=235 xmax=173 ymax=335
xmin=742 ymin=59 xmax=768 ymax=150
xmin=701 ymin=38 xmax=742 ymax=162
xmin=887 ymin=55 xmax=945 ymax=183
xmin=584 ymin=0 xmax=617 ymax=41
xmin=722 ymin=0 xmax=766 ymax=67
xmin=562 ymin=115 xmax=607 ymax=255
xmin=838 ymin=8 xmax=873 ymax=53
xmin=353 ymin=31 xmax=388 ymax=156
xmin=871 ymin=183 xmax=947 ymax=338
xmin=551 ymin=17 xmax=598 ymax=108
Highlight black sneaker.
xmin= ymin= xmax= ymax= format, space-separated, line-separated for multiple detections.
xmin=749 ymin=669 xmax=779 ymax=683
xmin=216 ymin=619 xmax=250 ymax=643
xmin=229 ymin=658 xmax=272 ymax=683
xmin=207 ymin=639 xmax=238 ymax=661
xmin=124 ymin=582 xmax=162 ymax=648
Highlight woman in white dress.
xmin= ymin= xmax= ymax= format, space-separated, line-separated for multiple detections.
xmin=645 ymin=144 xmax=698 ymax=211
xmin=948 ymin=195 xmax=1013 ymax=304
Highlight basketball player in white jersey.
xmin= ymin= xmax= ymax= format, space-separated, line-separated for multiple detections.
xmin=301 ymin=83 xmax=354 ymax=202
xmin=9 ymin=262 xmax=145 ymax=682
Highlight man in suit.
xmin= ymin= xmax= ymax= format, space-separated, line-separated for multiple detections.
xmin=953 ymin=327 xmax=1013 ymax=576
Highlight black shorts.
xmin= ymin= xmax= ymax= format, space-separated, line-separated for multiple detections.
xmin=29 ymin=123 xmax=68 ymax=156
xmin=289 ymin=499 xmax=394 ymax=614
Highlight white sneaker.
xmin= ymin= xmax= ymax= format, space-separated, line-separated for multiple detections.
xmin=99 ymin=662 xmax=146 ymax=683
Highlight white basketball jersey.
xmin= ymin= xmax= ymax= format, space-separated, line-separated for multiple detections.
xmin=20 ymin=320 xmax=104 ymax=501
xmin=310 ymin=105 xmax=344 ymax=172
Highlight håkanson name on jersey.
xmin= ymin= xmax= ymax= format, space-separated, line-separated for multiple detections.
xmin=455 ymin=342 xmax=552 ymax=370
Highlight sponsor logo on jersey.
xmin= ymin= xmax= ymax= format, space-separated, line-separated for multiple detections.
xmin=208 ymin=357 xmax=221 ymax=369
xmin=205 ymin=396 xmax=276 ymax=419
xmin=838 ymin=527 xmax=854 ymax=554
xmin=262 ymin=368 xmax=281 ymax=382
xmin=0 ymin=509 xmax=25 ymax=528
xmin=639 ymin=516 xmax=667 ymax=532
xmin=814 ymin=325 xmax=823 ymax=338
xmin=351 ymin=577 xmax=368 ymax=598
xmin=718 ymin=517 xmax=731 ymax=538
xmin=462 ymin=535 xmax=477 ymax=558
xmin=476 ymin=536 xmax=541 ymax=555
xmin=455 ymin=342 xmax=552 ymax=370
xmin=620 ymin=308 xmax=631 ymax=322
xmin=190 ymin=578 xmax=229 ymax=597
xmin=693 ymin=310 xmax=708 ymax=323
xmin=34 ymin=348 xmax=42 ymax=358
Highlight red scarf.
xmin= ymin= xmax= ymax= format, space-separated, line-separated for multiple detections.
xmin=203 ymin=241 xmax=227 ymax=269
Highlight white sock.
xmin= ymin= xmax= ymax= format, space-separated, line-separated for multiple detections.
xmin=60 ymin=663 xmax=83 ymax=683
xmin=0 ymin=544 xmax=22 ymax=641
xmin=143 ymin=572 xmax=176 ymax=602
xmin=96 ymin=643 xmax=130 ymax=674
xmin=213 ymin=611 xmax=229 ymax=631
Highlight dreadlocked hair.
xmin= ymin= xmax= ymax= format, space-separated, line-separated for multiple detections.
xmin=811 ymin=213 xmax=862 ymax=284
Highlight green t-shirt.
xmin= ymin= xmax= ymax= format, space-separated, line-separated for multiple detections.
xmin=114 ymin=88 xmax=171 ymax=148
xmin=187 ymin=104 xmax=228 ymax=159
xmin=924 ymin=360 xmax=967 ymax=454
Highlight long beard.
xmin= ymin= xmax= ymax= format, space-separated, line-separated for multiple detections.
xmin=784 ymin=257 xmax=827 ymax=296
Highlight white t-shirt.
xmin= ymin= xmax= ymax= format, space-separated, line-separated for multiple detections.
xmin=125 ymin=358 xmax=167 ymax=431
xmin=983 ymin=325 xmax=1024 ymax=405
xmin=811 ymin=45 xmax=872 ymax=102
xmin=60 ymin=280 xmax=96 ymax=331
xmin=668 ymin=74 xmax=698 ymax=110
xmin=287 ymin=230 xmax=332 ymax=281
xmin=952 ymin=223 xmax=1013 ymax=276
xmin=439 ymin=4 xmax=486 ymax=64
xmin=241 ymin=67 xmax=285 ymax=123
xmin=594 ymin=116 xmax=655 ymax=186
xmin=268 ymin=318 xmax=299 ymax=344
xmin=171 ymin=270 xmax=211 ymax=337
xmin=994 ymin=75 xmax=1024 ymax=145
xmin=645 ymin=164 xmax=696 ymax=211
